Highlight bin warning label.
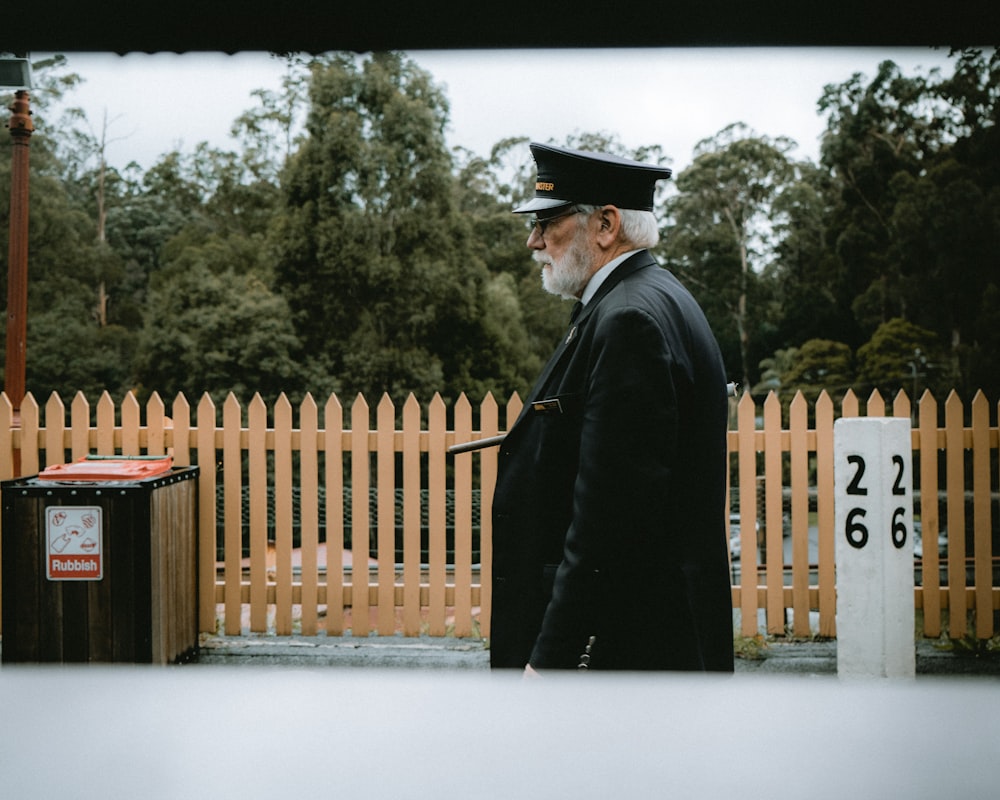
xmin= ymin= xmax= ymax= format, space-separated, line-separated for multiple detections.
xmin=46 ymin=506 xmax=103 ymax=581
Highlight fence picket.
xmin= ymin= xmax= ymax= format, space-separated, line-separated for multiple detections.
xmin=737 ymin=392 xmax=758 ymax=636
xmin=842 ymin=389 xmax=858 ymax=418
xmin=325 ymin=395 xmax=346 ymax=635
xmin=427 ymin=394 xmax=447 ymax=636
xmin=68 ymin=393 xmax=88 ymax=462
xmin=815 ymin=391 xmax=836 ymax=637
xmin=764 ymin=392 xmax=784 ymax=634
xmin=248 ymin=394 xmax=268 ymax=632
xmin=376 ymin=394 xmax=396 ymax=635
xmin=274 ymin=392 xmax=292 ymax=636
xmin=274 ymin=395 xmax=294 ymax=635
xmin=453 ymin=393 xmax=473 ymax=638
xmin=146 ymin=393 xmax=167 ymax=457
xmin=402 ymin=394 xmax=422 ymax=636
xmin=945 ymin=392 xmax=967 ymax=638
xmin=789 ymin=392 xmax=810 ymax=637
xmin=917 ymin=390 xmax=942 ymax=637
xmin=171 ymin=394 xmax=191 ymax=466
xmin=196 ymin=394 xmax=218 ymax=633
xmin=96 ymin=392 xmax=114 ymax=456
xmin=350 ymin=394 xmax=371 ymax=636
xmin=20 ymin=395 xmax=40 ymax=476
xmin=867 ymin=389 xmax=885 ymax=418
xmin=44 ymin=394 xmax=65 ymax=469
xmin=122 ymin=393 xmax=140 ymax=455
xmin=223 ymin=394 xmax=244 ymax=635
xmin=300 ymin=394 xmax=320 ymax=636
xmin=0 ymin=394 xmax=12 ymax=483
xmin=478 ymin=394 xmax=500 ymax=638
xmin=972 ymin=392 xmax=993 ymax=638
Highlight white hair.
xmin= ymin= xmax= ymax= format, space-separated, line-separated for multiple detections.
xmin=573 ymin=204 xmax=660 ymax=248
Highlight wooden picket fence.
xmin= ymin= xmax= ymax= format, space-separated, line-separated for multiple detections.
xmin=0 ymin=387 xmax=996 ymax=642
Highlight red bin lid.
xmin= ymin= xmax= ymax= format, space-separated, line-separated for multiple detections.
xmin=38 ymin=455 xmax=174 ymax=482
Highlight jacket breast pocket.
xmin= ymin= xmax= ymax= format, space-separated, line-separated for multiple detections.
xmin=530 ymin=392 xmax=583 ymax=419
xmin=527 ymin=392 xmax=583 ymax=459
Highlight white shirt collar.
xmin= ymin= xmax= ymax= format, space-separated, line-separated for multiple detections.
xmin=580 ymin=249 xmax=641 ymax=306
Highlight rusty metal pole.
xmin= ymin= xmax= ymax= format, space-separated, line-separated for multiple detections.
xmin=6 ymin=90 xmax=33 ymax=475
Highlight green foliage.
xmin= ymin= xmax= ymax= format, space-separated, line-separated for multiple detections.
xmin=661 ymin=123 xmax=796 ymax=388
xmin=135 ymin=233 xmax=303 ymax=405
xmin=754 ymin=347 xmax=799 ymax=396
xmin=749 ymin=49 xmax=999 ymax=401
xmin=855 ymin=317 xmax=947 ymax=398
xmin=781 ymin=339 xmax=855 ymax=403
xmin=28 ymin=299 xmax=137 ymax=401
xmin=273 ymin=52 xmax=550 ymax=406
xmin=733 ymin=633 xmax=768 ymax=660
xmin=967 ymin=283 xmax=1000 ymax=401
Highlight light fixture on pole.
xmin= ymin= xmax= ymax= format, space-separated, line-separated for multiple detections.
xmin=2 ymin=52 xmax=33 ymax=476
xmin=0 ymin=54 xmax=31 ymax=90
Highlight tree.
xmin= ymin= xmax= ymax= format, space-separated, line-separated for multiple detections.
xmin=661 ymin=123 xmax=797 ymax=389
xmin=273 ymin=53 xmax=541 ymax=405
xmin=134 ymin=231 xmax=303 ymax=404
xmin=817 ymin=51 xmax=1000 ymax=396
xmin=767 ymin=162 xmax=858 ymax=348
xmin=230 ymin=54 xmax=311 ymax=184
xmin=888 ymin=161 xmax=998 ymax=390
xmin=781 ymin=339 xmax=855 ymax=404
xmin=855 ymin=318 xmax=946 ymax=399
xmin=817 ymin=60 xmax=944 ymax=337
xmin=753 ymin=346 xmax=798 ymax=396
xmin=27 ymin=296 xmax=137 ymax=401
xmin=968 ymin=284 xmax=1000 ymax=401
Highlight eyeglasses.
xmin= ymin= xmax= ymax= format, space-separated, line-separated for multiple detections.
xmin=528 ymin=207 xmax=582 ymax=237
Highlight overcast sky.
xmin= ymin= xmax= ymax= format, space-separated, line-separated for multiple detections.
xmin=47 ymin=48 xmax=958 ymax=174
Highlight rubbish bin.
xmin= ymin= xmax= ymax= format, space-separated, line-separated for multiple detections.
xmin=1 ymin=457 xmax=200 ymax=664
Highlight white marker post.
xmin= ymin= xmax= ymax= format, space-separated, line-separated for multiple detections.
xmin=834 ymin=418 xmax=915 ymax=678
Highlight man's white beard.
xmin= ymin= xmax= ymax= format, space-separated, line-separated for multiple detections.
xmin=535 ymin=234 xmax=594 ymax=300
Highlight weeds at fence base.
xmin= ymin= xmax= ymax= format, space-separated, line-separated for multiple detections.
xmin=734 ymin=634 xmax=768 ymax=660
xmin=918 ymin=609 xmax=1000 ymax=658
xmin=932 ymin=634 xmax=1000 ymax=659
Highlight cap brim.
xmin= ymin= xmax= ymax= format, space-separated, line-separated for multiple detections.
xmin=512 ymin=197 xmax=573 ymax=214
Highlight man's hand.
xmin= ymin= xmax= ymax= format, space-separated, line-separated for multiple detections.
xmin=523 ymin=664 xmax=541 ymax=679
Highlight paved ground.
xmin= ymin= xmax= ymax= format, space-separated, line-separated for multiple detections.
xmin=192 ymin=634 xmax=1000 ymax=676
xmin=4 ymin=632 xmax=996 ymax=674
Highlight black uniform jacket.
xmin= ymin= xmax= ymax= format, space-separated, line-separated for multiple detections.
xmin=490 ymin=250 xmax=734 ymax=671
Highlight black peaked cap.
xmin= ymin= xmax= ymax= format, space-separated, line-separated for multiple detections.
xmin=514 ymin=143 xmax=672 ymax=215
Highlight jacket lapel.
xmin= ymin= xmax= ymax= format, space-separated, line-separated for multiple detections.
xmin=573 ymin=250 xmax=656 ymax=327
xmin=509 ymin=250 xmax=656 ymax=434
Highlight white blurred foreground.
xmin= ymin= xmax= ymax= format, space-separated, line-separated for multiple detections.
xmin=2 ymin=667 xmax=996 ymax=799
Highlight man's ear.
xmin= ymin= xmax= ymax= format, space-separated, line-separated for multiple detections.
xmin=596 ymin=205 xmax=622 ymax=248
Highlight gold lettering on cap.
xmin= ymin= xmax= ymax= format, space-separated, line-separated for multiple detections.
xmin=536 ymin=181 xmax=555 ymax=191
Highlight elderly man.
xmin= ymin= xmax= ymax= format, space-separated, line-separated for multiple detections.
xmin=490 ymin=143 xmax=734 ymax=673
